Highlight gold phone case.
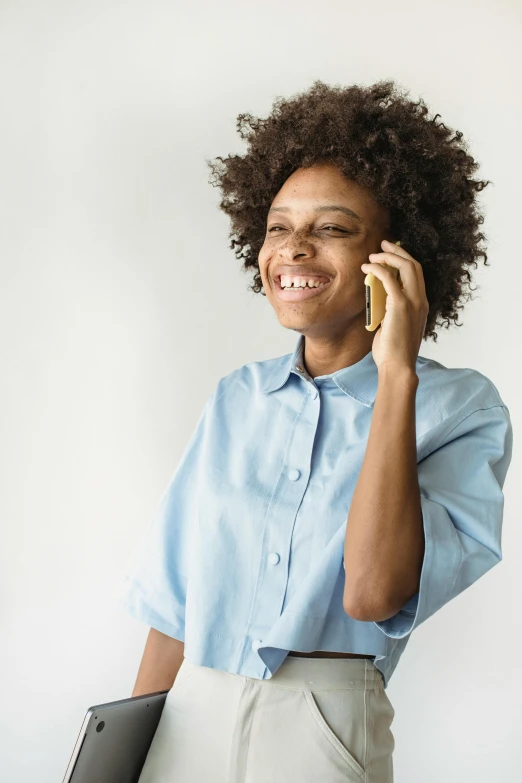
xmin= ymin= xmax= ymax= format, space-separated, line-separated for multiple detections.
xmin=364 ymin=241 xmax=401 ymax=331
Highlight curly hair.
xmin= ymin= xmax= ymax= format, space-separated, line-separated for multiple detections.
xmin=206 ymin=79 xmax=492 ymax=341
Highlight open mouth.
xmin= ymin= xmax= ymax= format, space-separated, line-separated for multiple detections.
xmin=274 ymin=275 xmax=333 ymax=301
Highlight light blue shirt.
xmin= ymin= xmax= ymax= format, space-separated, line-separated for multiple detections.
xmin=115 ymin=334 xmax=512 ymax=689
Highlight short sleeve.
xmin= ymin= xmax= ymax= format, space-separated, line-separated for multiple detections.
xmin=374 ymin=404 xmax=513 ymax=639
xmin=114 ymin=392 xmax=214 ymax=641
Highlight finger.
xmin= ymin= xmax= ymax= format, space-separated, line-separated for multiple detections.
xmin=361 ymin=259 xmax=405 ymax=301
xmin=381 ymin=240 xmax=428 ymax=301
xmin=381 ymin=239 xmax=416 ymax=260
xmin=367 ymin=254 xmax=421 ymax=302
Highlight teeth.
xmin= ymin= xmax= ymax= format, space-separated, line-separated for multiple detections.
xmin=280 ymin=275 xmax=329 ymax=289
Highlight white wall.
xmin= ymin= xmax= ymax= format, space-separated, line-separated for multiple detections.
xmin=1 ymin=1 xmax=520 ymax=780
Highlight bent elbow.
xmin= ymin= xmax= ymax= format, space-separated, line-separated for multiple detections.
xmin=343 ymin=591 xmax=392 ymax=623
xmin=343 ymin=595 xmax=372 ymax=622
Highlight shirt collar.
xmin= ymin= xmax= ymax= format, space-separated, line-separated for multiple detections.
xmin=261 ymin=333 xmax=379 ymax=407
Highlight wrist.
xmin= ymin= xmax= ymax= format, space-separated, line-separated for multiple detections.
xmin=377 ymin=362 xmax=419 ymax=391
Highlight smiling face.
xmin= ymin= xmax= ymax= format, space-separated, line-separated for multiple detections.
xmin=258 ymin=163 xmax=395 ymax=342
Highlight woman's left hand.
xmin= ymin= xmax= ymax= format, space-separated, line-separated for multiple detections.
xmin=361 ymin=239 xmax=429 ymax=373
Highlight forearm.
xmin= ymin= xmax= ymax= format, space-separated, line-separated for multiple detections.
xmin=132 ymin=628 xmax=185 ymax=697
xmin=343 ymin=363 xmax=424 ymax=621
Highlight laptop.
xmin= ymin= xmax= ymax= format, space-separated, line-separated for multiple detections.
xmin=62 ymin=689 xmax=169 ymax=783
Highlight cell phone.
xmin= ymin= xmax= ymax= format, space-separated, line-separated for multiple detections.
xmin=364 ymin=240 xmax=401 ymax=331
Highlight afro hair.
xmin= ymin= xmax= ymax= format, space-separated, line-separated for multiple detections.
xmin=206 ymin=79 xmax=492 ymax=341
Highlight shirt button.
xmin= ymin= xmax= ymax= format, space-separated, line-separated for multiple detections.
xmin=296 ymin=364 xmax=304 ymax=373
xmin=252 ymin=639 xmax=262 ymax=651
xmin=288 ymin=468 xmax=301 ymax=481
xmin=268 ymin=552 xmax=280 ymax=565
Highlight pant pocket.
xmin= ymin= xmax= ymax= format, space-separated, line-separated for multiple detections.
xmin=241 ymin=684 xmax=366 ymax=783
xmin=304 ymin=689 xmax=366 ymax=780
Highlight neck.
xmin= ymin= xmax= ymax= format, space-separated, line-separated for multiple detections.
xmin=302 ymin=331 xmax=374 ymax=379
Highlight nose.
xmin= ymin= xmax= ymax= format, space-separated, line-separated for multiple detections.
xmin=279 ymin=232 xmax=315 ymax=259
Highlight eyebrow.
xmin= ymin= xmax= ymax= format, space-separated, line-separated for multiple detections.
xmin=268 ymin=204 xmax=363 ymax=223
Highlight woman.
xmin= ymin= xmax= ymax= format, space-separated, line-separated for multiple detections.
xmin=116 ymin=80 xmax=513 ymax=782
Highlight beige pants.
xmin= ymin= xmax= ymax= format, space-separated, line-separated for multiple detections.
xmin=138 ymin=655 xmax=395 ymax=782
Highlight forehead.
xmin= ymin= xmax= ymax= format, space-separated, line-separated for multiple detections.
xmin=270 ymin=165 xmax=387 ymax=224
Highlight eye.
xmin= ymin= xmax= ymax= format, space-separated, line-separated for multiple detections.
xmin=267 ymin=225 xmax=349 ymax=233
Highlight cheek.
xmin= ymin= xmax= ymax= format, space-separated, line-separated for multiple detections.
xmin=257 ymin=256 xmax=270 ymax=281
xmin=258 ymin=265 xmax=268 ymax=285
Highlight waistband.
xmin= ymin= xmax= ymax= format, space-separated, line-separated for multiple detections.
xmin=265 ymin=655 xmax=382 ymax=692
xmin=184 ymin=655 xmax=382 ymax=692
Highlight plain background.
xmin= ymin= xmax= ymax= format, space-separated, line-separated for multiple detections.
xmin=1 ymin=1 xmax=521 ymax=781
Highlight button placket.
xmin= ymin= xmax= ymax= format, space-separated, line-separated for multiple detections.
xmin=244 ymin=388 xmax=321 ymax=676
